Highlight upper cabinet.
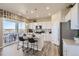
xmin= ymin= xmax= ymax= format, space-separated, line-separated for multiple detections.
xmin=65 ymin=4 xmax=79 ymax=29
xmin=71 ymin=4 xmax=79 ymax=29
xmin=65 ymin=9 xmax=71 ymax=22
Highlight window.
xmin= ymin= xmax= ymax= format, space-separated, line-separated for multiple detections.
xmin=3 ymin=18 xmax=17 ymax=46
xmin=18 ymin=22 xmax=26 ymax=33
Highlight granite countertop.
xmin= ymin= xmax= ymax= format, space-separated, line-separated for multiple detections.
xmin=63 ymin=39 xmax=79 ymax=45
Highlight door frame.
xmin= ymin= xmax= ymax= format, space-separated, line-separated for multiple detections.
xmin=59 ymin=22 xmax=63 ymax=56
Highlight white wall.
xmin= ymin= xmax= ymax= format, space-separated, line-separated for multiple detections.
xmin=51 ymin=11 xmax=62 ymax=45
xmin=0 ymin=17 xmax=3 ymax=48
xmin=28 ymin=21 xmax=52 ymax=29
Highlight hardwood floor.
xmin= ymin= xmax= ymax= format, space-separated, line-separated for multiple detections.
xmin=0 ymin=41 xmax=59 ymax=56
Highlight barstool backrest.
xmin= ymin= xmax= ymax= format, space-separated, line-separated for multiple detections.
xmin=28 ymin=38 xmax=35 ymax=43
xmin=32 ymin=34 xmax=35 ymax=37
xmin=19 ymin=37 xmax=25 ymax=41
xmin=23 ymin=34 xmax=26 ymax=36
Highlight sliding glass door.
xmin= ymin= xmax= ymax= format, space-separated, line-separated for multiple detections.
xmin=3 ymin=18 xmax=27 ymax=46
xmin=3 ymin=18 xmax=17 ymax=46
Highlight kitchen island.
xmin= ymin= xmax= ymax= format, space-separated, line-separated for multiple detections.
xmin=63 ymin=39 xmax=79 ymax=56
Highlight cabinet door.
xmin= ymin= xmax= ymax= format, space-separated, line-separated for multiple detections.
xmin=71 ymin=4 xmax=79 ymax=29
xmin=65 ymin=10 xmax=71 ymax=22
xmin=63 ymin=47 xmax=67 ymax=56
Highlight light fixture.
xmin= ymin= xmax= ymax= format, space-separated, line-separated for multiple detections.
xmin=34 ymin=8 xmax=37 ymax=10
xmin=31 ymin=10 xmax=34 ymax=14
xmin=46 ymin=6 xmax=50 ymax=10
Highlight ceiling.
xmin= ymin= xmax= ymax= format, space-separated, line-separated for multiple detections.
xmin=0 ymin=3 xmax=72 ymax=19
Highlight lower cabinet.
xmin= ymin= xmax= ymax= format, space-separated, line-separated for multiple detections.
xmin=63 ymin=44 xmax=79 ymax=56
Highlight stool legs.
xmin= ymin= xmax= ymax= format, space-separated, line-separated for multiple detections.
xmin=22 ymin=41 xmax=24 ymax=52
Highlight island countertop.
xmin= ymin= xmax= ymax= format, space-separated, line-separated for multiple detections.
xmin=63 ymin=39 xmax=79 ymax=45
xmin=63 ymin=39 xmax=79 ymax=56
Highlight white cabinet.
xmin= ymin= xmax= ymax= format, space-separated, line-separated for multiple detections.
xmin=63 ymin=44 xmax=79 ymax=56
xmin=71 ymin=4 xmax=79 ymax=29
xmin=63 ymin=44 xmax=68 ymax=56
xmin=65 ymin=4 xmax=79 ymax=29
xmin=63 ymin=39 xmax=79 ymax=56
xmin=65 ymin=10 xmax=71 ymax=22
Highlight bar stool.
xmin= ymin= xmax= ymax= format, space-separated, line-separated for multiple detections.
xmin=23 ymin=34 xmax=29 ymax=49
xmin=28 ymin=37 xmax=38 ymax=54
xmin=18 ymin=36 xmax=26 ymax=51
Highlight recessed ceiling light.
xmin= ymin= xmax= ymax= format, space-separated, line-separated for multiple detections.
xmin=31 ymin=10 xmax=34 ymax=14
xmin=46 ymin=7 xmax=50 ymax=10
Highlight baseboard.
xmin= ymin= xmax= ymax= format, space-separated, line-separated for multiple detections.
xmin=0 ymin=41 xmax=17 ymax=49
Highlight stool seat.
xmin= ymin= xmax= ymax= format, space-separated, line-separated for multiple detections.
xmin=27 ymin=37 xmax=38 ymax=54
xmin=19 ymin=37 xmax=25 ymax=41
xmin=28 ymin=38 xmax=37 ymax=43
